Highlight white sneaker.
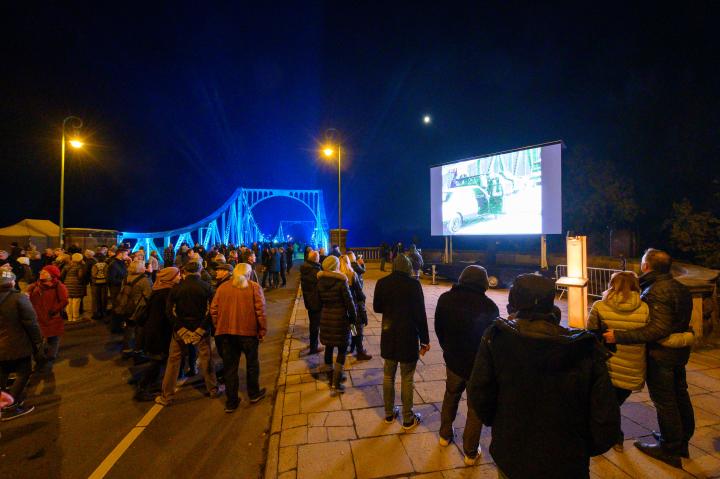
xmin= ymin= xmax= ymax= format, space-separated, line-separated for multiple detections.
xmin=463 ymin=447 xmax=482 ymax=466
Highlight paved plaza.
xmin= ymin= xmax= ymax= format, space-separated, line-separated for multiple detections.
xmin=265 ymin=265 xmax=720 ymax=479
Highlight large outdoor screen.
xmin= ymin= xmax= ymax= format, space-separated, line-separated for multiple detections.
xmin=430 ymin=141 xmax=562 ymax=236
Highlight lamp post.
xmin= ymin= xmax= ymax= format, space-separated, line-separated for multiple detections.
xmin=60 ymin=116 xmax=84 ymax=249
xmin=323 ymin=143 xmax=342 ymax=232
xmin=322 ymin=128 xmax=345 ymax=250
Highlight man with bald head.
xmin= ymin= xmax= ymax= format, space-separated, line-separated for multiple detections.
xmin=605 ymin=248 xmax=694 ymax=468
xmin=300 ymin=250 xmax=324 ymax=354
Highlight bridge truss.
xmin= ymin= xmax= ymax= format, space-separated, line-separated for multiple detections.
xmin=120 ymin=188 xmax=329 ymax=257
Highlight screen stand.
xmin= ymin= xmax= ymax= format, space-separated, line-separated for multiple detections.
xmin=540 ymin=234 xmax=548 ymax=270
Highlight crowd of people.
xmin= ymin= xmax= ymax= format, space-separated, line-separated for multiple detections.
xmin=0 ymin=239 xmax=699 ymax=476
xmin=0 ymin=240 xmax=303 ymax=419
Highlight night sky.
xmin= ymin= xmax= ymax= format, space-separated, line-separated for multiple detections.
xmin=2 ymin=3 xmax=718 ymax=248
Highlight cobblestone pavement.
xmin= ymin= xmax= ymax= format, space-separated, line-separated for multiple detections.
xmin=265 ymin=265 xmax=720 ymax=479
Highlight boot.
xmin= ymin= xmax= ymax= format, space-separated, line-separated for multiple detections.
xmin=330 ymin=362 xmax=345 ymax=394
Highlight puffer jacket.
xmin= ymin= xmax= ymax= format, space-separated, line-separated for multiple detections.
xmin=300 ymin=260 xmax=322 ymax=312
xmin=62 ymin=263 xmax=86 ymax=298
xmin=0 ymin=288 xmax=42 ymax=361
xmin=587 ymin=292 xmax=648 ymax=391
xmin=615 ymin=271 xmax=693 ymax=365
xmin=317 ymin=271 xmax=357 ymax=347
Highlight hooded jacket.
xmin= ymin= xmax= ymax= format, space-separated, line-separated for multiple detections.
xmin=587 ymin=292 xmax=649 ymax=391
xmin=468 ymin=315 xmax=620 ymax=479
xmin=317 ymin=270 xmax=357 ymax=347
xmin=614 ymin=271 xmax=693 ymax=365
xmin=435 ymin=282 xmax=499 ymax=380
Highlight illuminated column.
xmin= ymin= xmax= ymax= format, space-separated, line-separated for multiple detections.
xmin=556 ymin=236 xmax=588 ymax=328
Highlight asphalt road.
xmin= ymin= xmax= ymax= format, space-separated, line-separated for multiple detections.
xmin=0 ymin=267 xmax=299 ymax=479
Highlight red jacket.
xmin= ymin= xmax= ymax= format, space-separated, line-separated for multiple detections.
xmin=210 ymin=281 xmax=266 ymax=337
xmin=27 ymin=280 xmax=68 ymax=337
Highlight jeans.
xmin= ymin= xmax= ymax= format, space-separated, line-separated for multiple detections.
xmin=271 ymin=272 xmax=280 ymax=287
xmin=67 ymin=297 xmax=82 ymax=321
xmin=308 ymin=310 xmax=321 ymax=351
xmin=646 ymin=357 xmax=695 ymax=452
xmin=0 ymin=356 xmax=32 ymax=404
xmin=325 ymin=345 xmax=346 ymax=365
xmin=280 ymin=268 xmax=286 ymax=286
xmin=92 ymin=284 xmax=107 ymax=317
xmin=217 ymin=335 xmax=260 ymax=407
xmin=261 ymin=268 xmax=270 ymax=287
xmin=44 ymin=336 xmax=61 ymax=361
xmin=440 ymin=367 xmax=482 ymax=457
xmin=350 ymin=322 xmax=365 ymax=353
xmin=160 ymin=334 xmax=217 ymax=400
xmin=383 ymin=359 xmax=417 ymax=423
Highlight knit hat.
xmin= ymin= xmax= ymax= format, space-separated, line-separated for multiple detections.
xmin=154 ymin=267 xmax=180 ymax=290
xmin=71 ymin=253 xmax=83 ymax=262
xmin=16 ymin=256 xmax=30 ymax=266
xmin=215 ymin=263 xmax=233 ymax=272
xmin=322 ymin=255 xmax=340 ymax=272
xmin=214 ymin=254 xmax=226 ymax=264
xmin=392 ymin=255 xmax=412 ymax=276
xmin=43 ymin=265 xmax=62 ymax=279
xmin=183 ymin=261 xmax=202 ymax=274
xmin=508 ymin=273 xmax=556 ymax=315
xmin=458 ymin=265 xmax=489 ymax=292
xmin=0 ymin=270 xmax=16 ymax=286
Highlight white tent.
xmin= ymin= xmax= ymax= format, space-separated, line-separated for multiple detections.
xmin=0 ymin=219 xmax=60 ymax=250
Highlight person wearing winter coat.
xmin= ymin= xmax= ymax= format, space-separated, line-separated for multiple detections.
xmin=134 ymin=267 xmax=180 ymax=402
xmin=300 ymin=251 xmax=323 ymax=354
xmin=405 ymin=244 xmax=423 ymax=279
xmin=468 ymin=273 xmax=620 ymax=479
xmin=61 ymin=253 xmax=85 ymax=322
xmin=27 ymin=265 xmax=68 ymax=365
xmin=317 ymin=255 xmax=357 ymax=394
xmin=340 ymin=254 xmax=372 ymax=361
xmin=107 ymin=249 xmax=129 ymax=332
xmin=90 ymin=253 xmax=109 ymax=319
xmin=603 ymin=249 xmax=695 ymax=468
xmin=148 ymin=251 xmax=160 ymax=282
xmin=269 ymin=248 xmax=281 ymax=288
xmin=156 ymin=261 xmax=219 ymax=406
xmin=15 ymin=256 xmax=34 ymax=292
xmin=120 ymin=260 xmax=153 ymax=355
xmin=373 ymin=255 xmax=430 ymax=430
xmin=435 ymin=265 xmax=499 ymax=465
xmin=163 ymin=243 xmax=175 ymax=269
xmin=279 ymin=247 xmax=287 ymax=287
xmin=347 ymin=251 xmax=366 ymax=289
xmin=210 ymin=264 xmax=267 ymax=412
xmin=0 ymin=271 xmax=44 ymax=420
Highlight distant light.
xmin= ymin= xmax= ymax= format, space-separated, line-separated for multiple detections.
xmin=323 ymin=147 xmax=334 ymax=157
xmin=423 ymin=115 xmax=431 ymax=125
xmin=69 ymin=139 xmax=84 ymax=149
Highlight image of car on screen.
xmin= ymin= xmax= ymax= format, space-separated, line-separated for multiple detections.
xmin=442 ymin=177 xmax=503 ymax=234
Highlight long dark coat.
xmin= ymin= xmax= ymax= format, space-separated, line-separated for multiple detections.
xmin=140 ymin=288 xmax=173 ymax=357
xmin=317 ymin=271 xmax=356 ymax=348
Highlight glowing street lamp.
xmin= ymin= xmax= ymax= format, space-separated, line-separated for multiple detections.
xmin=60 ymin=116 xmax=84 ymax=248
xmin=423 ymin=114 xmax=431 ymax=125
xmin=321 ymin=129 xmax=343 ymax=247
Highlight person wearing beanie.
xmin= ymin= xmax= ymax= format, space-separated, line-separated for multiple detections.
xmin=133 ymin=267 xmax=180 ymax=401
xmin=156 ymin=255 xmax=219 ymax=406
xmin=27 ymin=265 xmax=68 ymax=366
xmin=467 ymin=273 xmax=620 ymax=478
xmin=373 ymin=254 xmax=430 ymax=431
xmin=299 ymin=250 xmax=324 ymax=355
xmin=316 ymin=253 xmax=357 ymax=394
xmin=61 ymin=252 xmax=86 ymax=322
xmin=0 ymin=270 xmax=44 ymax=420
xmin=434 ymin=265 xmax=499 ymax=464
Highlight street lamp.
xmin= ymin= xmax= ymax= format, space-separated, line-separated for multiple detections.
xmin=321 ymin=129 xmax=342 ymax=234
xmin=60 ymin=116 xmax=84 ymax=249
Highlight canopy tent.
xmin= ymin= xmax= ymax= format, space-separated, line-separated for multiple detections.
xmin=0 ymin=219 xmax=60 ymax=251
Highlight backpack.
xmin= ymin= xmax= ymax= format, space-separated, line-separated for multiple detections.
xmin=113 ymin=274 xmax=145 ymax=316
xmin=92 ymin=262 xmax=108 ymax=284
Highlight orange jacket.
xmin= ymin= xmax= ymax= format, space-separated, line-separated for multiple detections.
xmin=210 ymin=280 xmax=266 ymax=337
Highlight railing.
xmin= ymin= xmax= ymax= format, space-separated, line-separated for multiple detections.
xmin=555 ymin=265 xmax=623 ymax=299
xmin=346 ymin=246 xmax=383 ymax=261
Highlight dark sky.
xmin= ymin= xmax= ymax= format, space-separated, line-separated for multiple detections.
xmin=2 ymin=2 xmax=718 ymax=247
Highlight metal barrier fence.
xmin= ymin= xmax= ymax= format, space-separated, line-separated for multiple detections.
xmin=555 ymin=265 xmax=623 ymax=299
xmin=346 ymin=246 xmax=383 ymax=261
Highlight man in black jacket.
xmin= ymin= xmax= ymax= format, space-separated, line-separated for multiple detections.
xmin=374 ymin=255 xmax=430 ymax=430
xmin=155 ymin=261 xmax=219 ymax=405
xmin=604 ymin=249 xmax=694 ymax=468
xmin=435 ymin=265 xmax=498 ymax=465
xmin=107 ymin=249 xmax=129 ymax=332
xmin=468 ymin=274 xmax=620 ymax=478
xmin=299 ymin=251 xmax=323 ymax=354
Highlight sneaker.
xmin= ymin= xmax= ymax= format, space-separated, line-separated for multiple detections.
xmin=249 ymin=388 xmax=267 ymax=404
xmin=402 ymin=413 xmax=422 ymax=431
xmin=384 ymin=406 xmax=399 ymax=424
xmin=463 ymin=447 xmax=482 ymax=466
xmin=1 ymin=402 xmax=35 ymax=421
xmin=154 ymin=396 xmax=171 ymax=406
